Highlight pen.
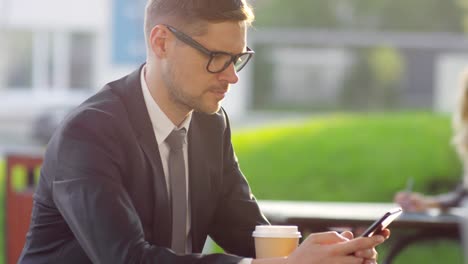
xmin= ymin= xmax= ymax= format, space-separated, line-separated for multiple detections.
xmin=405 ymin=177 xmax=414 ymax=193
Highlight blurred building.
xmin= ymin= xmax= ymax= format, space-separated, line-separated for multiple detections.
xmin=0 ymin=0 xmax=253 ymax=144
xmin=249 ymin=29 xmax=468 ymax=113
xmin=1 ymin=0 xmax=468 ymax=144
xmin=0 ymin=0 xmax=109 ymax=142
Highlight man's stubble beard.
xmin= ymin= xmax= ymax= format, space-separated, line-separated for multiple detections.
xmin=163 ymin=61 xmax=222 ymax=115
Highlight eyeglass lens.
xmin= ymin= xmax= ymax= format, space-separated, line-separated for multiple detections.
xmin=208 ymin=53 xmax=251 ymax=73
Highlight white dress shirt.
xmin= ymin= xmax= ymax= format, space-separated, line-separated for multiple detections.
xmin=141 ymin=66 xmax=192 ymax=252
xmin=141 ymin=66 xmax=252 ymax=264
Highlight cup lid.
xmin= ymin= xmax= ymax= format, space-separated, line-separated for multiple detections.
xmin=252 ymin=225 xmax=302 ymax=238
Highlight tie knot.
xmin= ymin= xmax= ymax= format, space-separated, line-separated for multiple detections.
xmin=166 ymin=128 xmax=186 ymax=150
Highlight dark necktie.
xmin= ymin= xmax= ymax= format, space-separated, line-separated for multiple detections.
xmin=166 ymin=128 xmax=187 ymax=254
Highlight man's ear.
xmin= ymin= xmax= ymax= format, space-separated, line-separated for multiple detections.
xmin=149 ymin=25 xmax=169 ymax=58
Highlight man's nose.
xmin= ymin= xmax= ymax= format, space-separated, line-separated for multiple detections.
xmin=218 ymin=63 xmax=239 ymax=84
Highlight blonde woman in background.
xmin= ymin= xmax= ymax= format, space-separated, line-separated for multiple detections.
xmin=394 ymin=69 xmax=468 ymax=212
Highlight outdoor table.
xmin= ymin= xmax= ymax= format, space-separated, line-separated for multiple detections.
xmin=258 ymin=200 xmax=462 ymax=264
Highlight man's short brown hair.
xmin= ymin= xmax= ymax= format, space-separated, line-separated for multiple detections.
xmin=144 ymin=0 xmax=254 ymax=38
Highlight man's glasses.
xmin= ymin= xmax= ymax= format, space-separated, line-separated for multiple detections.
xmin=164 ymin=24 xmax=254 ymax=74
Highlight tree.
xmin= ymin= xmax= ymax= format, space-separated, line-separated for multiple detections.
xmin=253 ymin=0 xmax=465 ymax=33
xmin=458 ymin=0 xmax=468 ymax=32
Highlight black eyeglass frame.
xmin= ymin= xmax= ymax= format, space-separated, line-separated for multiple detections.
xmin=164 ymin=24 xmax=254 ymax=73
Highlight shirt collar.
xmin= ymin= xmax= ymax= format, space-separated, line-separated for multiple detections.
xmin=140 ymin=65 xmax=192 ymax=146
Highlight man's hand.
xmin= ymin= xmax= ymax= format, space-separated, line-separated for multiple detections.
xmin=286 ymin=231 xmax=386 ymax=264
xmin=252 ymin=230 xmax=389 ymax=264
xmin=341 ymin=230 xmax=390 ymax=264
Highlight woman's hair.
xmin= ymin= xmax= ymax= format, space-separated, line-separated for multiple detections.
xmin=144 ymin=0 xmax=254 ymax=39
xmin=452 ymin=69 xmax=468 ymax=161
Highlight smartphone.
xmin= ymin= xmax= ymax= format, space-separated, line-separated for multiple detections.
xmin=359 ymin=207 xmax=403 ymax=237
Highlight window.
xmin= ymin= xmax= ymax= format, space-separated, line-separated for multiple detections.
xmin=1 ymin=30 xmax=94 ymax=92
xmin=70 ymin=32 xmax=94 ymax=90
xmin=4 ymin=30 xmax=33 ymax=89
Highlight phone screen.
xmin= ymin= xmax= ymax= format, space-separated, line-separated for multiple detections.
xmin=360 ymin=207 xmax=402 ymax=237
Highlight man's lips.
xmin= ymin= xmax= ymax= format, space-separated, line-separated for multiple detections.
xmin=210 ymin=89 xmax=228 ymax=99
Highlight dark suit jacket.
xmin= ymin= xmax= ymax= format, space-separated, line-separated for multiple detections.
xmin=19 ymin=66 xmax=269 ymax=264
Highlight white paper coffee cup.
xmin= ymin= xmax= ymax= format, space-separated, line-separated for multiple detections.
xmin=252 ymin=225 xmax=301 ymax=258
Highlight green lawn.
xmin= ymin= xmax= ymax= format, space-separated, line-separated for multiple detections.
xmin=233 ymin=112 xmax=461 ymax=202
xmin=232 ymin=112 xmax=463 ymax=263
xmin=0 ymin=112 xmax=463 ymax=263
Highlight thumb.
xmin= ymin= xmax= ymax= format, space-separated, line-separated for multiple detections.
xmin=341 ymin=231 xmax=354 ymax=240
xmin=335 ymin=236 xmax=384 ymax=255
xmin=306 ymin=231 xmax=349 ymax=245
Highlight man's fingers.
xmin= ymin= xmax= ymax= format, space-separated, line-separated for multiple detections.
xmin=341 ymin=231 xmax=354 ymax=240
xmin=307 ymin=231 xmax=349 ymax=245
xmin=354 ymin=248 xmax=376 ymax=259
xmin=333 ymin=235 xmax=384 ymax=255
xmin=375 ymin=228 xmax=391 ymax=239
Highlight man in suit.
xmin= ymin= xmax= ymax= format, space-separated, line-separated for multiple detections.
xmin=19 ymin=0 xmax=388 ymax=263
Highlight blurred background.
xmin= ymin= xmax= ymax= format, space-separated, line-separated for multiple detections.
xmin=1 ymin=0 xmax=468 ymax=144
xmin=1 ymin=0 xmax=468 ymax=263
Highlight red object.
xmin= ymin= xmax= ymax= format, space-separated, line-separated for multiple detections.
xmin=5 ymin=154 xmax=42 ymax=264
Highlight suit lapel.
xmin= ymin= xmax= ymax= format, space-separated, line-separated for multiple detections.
xmin=187 ymin=115 xmax=212 ymax=252
xmin=114 ymin=65 xmax=172 ymax=248
xmin=138 ymin=133 xmax=172 ymax=247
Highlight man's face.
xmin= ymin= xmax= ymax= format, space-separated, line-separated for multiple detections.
xmin=162 ymin=21 xmax=247 ymax=114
